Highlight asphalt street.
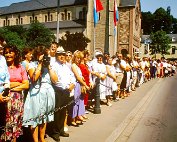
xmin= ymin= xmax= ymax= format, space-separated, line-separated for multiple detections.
xmin=45 ymin=75 xmax=177 ymax=142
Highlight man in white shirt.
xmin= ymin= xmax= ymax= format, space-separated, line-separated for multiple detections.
xmin=48 ymin=47 xmax=76 ymax=142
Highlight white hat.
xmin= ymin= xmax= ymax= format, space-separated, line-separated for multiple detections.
xmin=56 ymin=47 xmax=65 ymax=54
xmin=95 ymin=51 xmax=103 ymax=58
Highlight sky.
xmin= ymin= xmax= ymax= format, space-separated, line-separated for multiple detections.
xmin=0 ymin=0 xmax=177 ymax=18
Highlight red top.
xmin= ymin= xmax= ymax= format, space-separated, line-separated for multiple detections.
xmin=79 ymin=63 xmax=90 ymax=86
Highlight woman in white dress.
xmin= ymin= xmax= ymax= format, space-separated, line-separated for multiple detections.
xmin=92 ymin=52 xmax=107 ymax=103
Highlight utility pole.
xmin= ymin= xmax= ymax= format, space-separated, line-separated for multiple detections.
xmin=56 ymin=0 xmax=60 ymax=43
xmin=104 ymin=0 xmax=109 ymax=53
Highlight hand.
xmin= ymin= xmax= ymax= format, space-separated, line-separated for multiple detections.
xmin=85 ymin=85 xmax=90 ymax=91
xmin=68 ymin=84 xmax=75 ymax=92
xmin=0 ymin=92 xmax=10 ymax=103
xmin=38 ymin=54 xmax=44 ymax=63
xmin=89 ymin=83 xmax=94 ymax=89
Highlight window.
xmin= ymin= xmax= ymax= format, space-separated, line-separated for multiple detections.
xmin=172 ymin=47 xmax=176 ymax=54
xmin=172 ymin=37 xmax=176 ymax=42
xmin=7 ymin=20 xmax=10 ymax=26
xmin=21 ymin=18 xmax=23 ymax=24
xmin=68 ymin=13 xmax=71 ymax=20
xmin=30 ymin=17 xmax=33 ymax=23
xmin=45 ymin=15 xmax=47 ymax=22
xmin=79 ymin=11 xmax=83 ymax=19
xmin=50 ymin=14 xmax=53 ymax=21
xmin=61 ymin=13 xmax=64 ymax=20
xmin=3 ymin=20 xmax=6 ymax=26
xmin=16 ymin=19 xmax=19 ymax=25
xmin=34 ymin=16 xmax=37 ymax=22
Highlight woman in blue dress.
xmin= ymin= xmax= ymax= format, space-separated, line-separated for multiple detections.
xmin=23 ymin=46 xmax=55 ymax=142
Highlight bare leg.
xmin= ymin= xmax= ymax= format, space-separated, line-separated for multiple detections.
xmin=31 ymin=126 xmax=39 ymax=142
xmin=39 ymin=123 xmax=47 ymax=142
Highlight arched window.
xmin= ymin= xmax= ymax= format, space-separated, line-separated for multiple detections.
xmin=68 ymin=12 xmax=71 ymax=20
xmin=7 ymin=20 xmax=10 ymax=26
xmin=3 ymin=20 xmax=6 ymax=26
xmin=21 ymin=18 xmax=23 ymax=24
xmin=45 ymin=15 xmax=47 ymax=22
xmin=79 ymin=11 xmax=83 ymax=19
xmin=172 ymin=46 xmax=176 ymax=54
xmin=50 ymin=14 xmax=53 ymax=21
xmin=30 ymin=17 xmax=33 ymax=23
xmin=61 ymin=13 xmax=65 ymax=20
xmin=16 ymin=19 xmax=19 ymax=25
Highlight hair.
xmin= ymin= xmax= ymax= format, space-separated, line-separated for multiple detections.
xmin=72 ymin=50 xmax=84 ymax=64
xmin=33 ymin=45 xmax=46 ymax=61
xmin=0 ymin=35 xmax=5 ymax=43
xmin=3 ymin=44 xmax=21 ymax=67
xmin=66 ymin=51 xmax=72 ymax=55
xmin=22 ymin=47 xmax=33 ymax=60
xmin=82 ymin=49 xmax=90 ymax=58
xmin=51 ymin=41 xmax=58 ymax=45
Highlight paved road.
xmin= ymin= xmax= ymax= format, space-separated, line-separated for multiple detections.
xmin=116 ymin=75 xmax=177 ymax=142
xmin=46 ymin=76 xmax=177 ymax=142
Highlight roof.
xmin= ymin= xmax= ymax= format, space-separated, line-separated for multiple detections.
xmin=141 ymin=34 xmax=177 ymax=43
xmin=0 ymin=0 xmax=87 ymax=15
xmin=119 ymin=0 xmax=137 ymax=7
xmin=23 ymin=20 xmax=86 ymax=29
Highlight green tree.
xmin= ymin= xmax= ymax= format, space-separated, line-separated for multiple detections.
xmin=153 ymin=8 xmax=172 ymax=33
xmin=150 ymin=30 xmax=171 ymax=56
xmin=59 ymin=31 xmax=90 ymax=52
xmin=0 ymin=28 xmax=25 ymax=50
xmin=142 ymin=7 xmax=177 ymax=34
xmin=26 ymin=22 xmax=55 ymax=48
xmin=141 ymin=12 xmax=154 ymax=34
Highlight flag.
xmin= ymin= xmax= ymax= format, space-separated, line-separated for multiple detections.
xmin=114 ymin=0 xmax=119 ymax=27
xmin=94 ymin=0 xmax=103 ymax=27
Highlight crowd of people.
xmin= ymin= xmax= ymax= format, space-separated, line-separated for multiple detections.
xmin=0 ymin=35 xmax=177 ymax=142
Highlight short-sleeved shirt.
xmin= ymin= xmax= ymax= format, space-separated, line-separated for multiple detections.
xmin=0 ymin=55 xmax=10 ymax=93
xmin=8 ymin=65 xmax=28 ymax=83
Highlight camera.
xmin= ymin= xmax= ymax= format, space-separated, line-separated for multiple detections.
xmin=3 ymin=88 xmax=10 ymax=97
xmin=116 ymin=59 xmax=121 ymax=64
xmin=43 ymin=53 xmax=50 ymax=67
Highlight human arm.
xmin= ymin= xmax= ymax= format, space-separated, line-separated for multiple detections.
xmin=106 ymin=65 xmax=116 ymax=81
xmin=10 ymin=65 xmax=29 ymax=91
xmin=48 ymin=65 xmax=58 ymax=84
xmin=71 ymin=64 xmax=89 ymax=90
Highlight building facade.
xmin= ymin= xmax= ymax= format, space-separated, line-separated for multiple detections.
xmin=140 ymin=34 xmax=177 ymax=59
xmin=0 ymin=0 xmax=142 ymax=56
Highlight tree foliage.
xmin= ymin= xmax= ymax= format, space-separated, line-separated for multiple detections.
xmin=0 ymin=27 xmax=26 ymax=50
xmin=150 ymin=30 xmax=171 ymax=56
xmin=0 ymin=22 xmax=55 ymax=50
xmin=142 ymin=7 xmax=177 ymax=34
xmin=59 ymin=31 xmax=90 ymax=52
xmin=26 ymin=22 xmax=55 ymax=48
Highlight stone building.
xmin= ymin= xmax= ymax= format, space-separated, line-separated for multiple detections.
xmin=0 ymin=0 xmax=142 ymax=56
xmin=118 ymin=0 xmax=141 ymax=56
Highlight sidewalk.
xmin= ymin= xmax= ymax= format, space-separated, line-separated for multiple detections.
xmin=46 ymin=79 xmax=159 ymax=142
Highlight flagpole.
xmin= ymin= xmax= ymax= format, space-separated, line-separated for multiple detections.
xmin=114 ymin=27 xmax=117 ymax=54
xmin=93 ymin=26 xmax=96 ymax=57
